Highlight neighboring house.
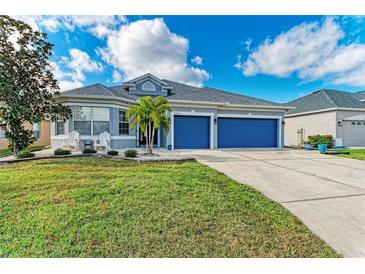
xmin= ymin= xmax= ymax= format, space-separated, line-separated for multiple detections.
xmin=353 ymin=90 xmax=365 ymax=102
xmin=52 ymin=73 xmax=292 ymax=150
xmin=0 ymin=120 xmax=51 ymax=149
xmin=285 ymin=89 xmax=365 ymax=147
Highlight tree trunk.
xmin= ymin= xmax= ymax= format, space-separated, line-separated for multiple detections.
xmin=150 ymin=125 xmax=155 ymax=155
xmin=145 ymin=125 xmax=148 ymax=154
xmin=148 ymin=121 xmax=152 ymax=154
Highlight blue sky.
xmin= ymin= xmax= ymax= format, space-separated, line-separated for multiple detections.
xmin=15 ymin=15 xmax=365 ymax=103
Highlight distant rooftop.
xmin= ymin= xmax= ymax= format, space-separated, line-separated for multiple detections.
xmin=286 ymin=89 xmax=365 ymax=115
xmin=352 ymin=90 xmax=365 ymax=101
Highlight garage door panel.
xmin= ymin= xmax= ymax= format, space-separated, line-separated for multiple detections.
xmin=174 ymin=116 xmax=210 ymax=149
xmin=218 ymin=117 xmax=277 ymax=148
xmin=342 ymin=121 xmax=365 ymax=147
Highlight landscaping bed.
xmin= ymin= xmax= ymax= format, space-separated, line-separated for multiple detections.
xmin=0 ymin=157 xmax=339 ymax=257
xmin=0 ymin=146 xmax=45 ymax=158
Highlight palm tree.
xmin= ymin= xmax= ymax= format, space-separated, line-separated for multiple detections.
xmin=127 ymin=96 xmax=171 ymax=155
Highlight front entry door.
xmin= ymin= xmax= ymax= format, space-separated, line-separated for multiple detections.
xmin=139 ymin=128 xmax=158 ymax=146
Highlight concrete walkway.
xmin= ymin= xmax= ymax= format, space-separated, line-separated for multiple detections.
xmin=179 ymin=149 xmax=365 ymax=257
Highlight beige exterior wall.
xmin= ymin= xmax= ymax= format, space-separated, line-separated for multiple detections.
xmin=0 ymin=120 xmax=50 ymax=149
xmin=284 ymin=111 xmax=337 ymax=146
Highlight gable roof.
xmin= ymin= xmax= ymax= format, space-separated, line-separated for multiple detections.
xmin=286 ymin=89 xmax=365 ymax=115
xmin=59 ymin=74 xmax=291 ymax=109
xmin=353 ymin=90 xmax=365 ymax=101
xmin=124 ymin=73 xmax=171 ymax=87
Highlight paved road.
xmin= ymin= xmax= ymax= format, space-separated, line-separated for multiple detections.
xmin=179 ymin=149 xmax=365 ymax=257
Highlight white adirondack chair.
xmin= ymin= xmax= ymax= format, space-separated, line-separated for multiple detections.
xmin=68 ymin=131 xmax=80 ymax=151
xmin=95 ymin=131 xmax=111 ymax=151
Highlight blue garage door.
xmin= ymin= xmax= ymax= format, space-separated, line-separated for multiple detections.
xmin=174 ymin=115 xmax=210 ymax=149
xmin=218 ymin=117 xmax=278 ymax=148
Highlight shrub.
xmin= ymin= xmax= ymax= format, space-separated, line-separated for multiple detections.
xmin=82 ymin=148 xmax=97 ymax=154
xmin=306 ymin=135 xmax=334 ymax=148
xmin=124 ymin=149 xmax=138 ymax=158
xmin=16 ymin=150 xmax=35 ymax=159
xmin=107 ymin=150 xmax=119 ymax=156
xmin=54 ymin=148 xmax=71 ymax=156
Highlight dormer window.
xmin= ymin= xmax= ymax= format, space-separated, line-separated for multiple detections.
xmin=141 ymin=81 xmax=156 ymax=92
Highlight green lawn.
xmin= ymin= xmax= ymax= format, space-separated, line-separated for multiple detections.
xmin=0 ymin=158 xmax=339 ymax=258
xmin=0 ymin=145 xmax=45 ymax=158
xmin=336 ymin=149 xmax=365 ymax=160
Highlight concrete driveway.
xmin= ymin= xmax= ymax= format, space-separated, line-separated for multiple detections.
xmin=179 ymin=149 xmax=365 ymax=257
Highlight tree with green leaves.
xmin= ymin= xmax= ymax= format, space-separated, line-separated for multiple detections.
xmin=0 ymin=16 xmax=71 ymax=155
xmin=127 ymin=96 xmax=171 ymax=155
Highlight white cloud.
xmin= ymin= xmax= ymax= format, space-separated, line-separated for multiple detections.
xmin=243 ymin=38 xmax=252 ymax=51
xmin=41 ymin=17 xmax=62 ymax=32
xmin=191 ymin=56 xmax=203 ymax=65
xmin=112 ymin=70 xmax=123 ymax=83
xmin=65 ymin=48 xmax=103 ymax=82
xmin=58 ymin=80 xmax=84 ymax=91
xmin=97 ymin=18 xmax=210 ymax=87
xmin=234 ymin=54 xmax=243 ymax=70
xmin=49 ymin=49 xmax=103 ymax=91
xmin=49 ymin=61 xmax=82 ymax=91
xmin=12 ymin=15 xmax=127 ymax=38
xmin=236 ymin=17 xmax=365 ymax=86
xmin=12 ymin=16 xmax=41 ymax=31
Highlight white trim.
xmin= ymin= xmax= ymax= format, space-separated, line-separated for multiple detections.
xmin=171 ymin=111 xmax=214 ymax=150
xmin=285 ymin=107 xmax=365 ymax=117
xmin=217 ymin=114 xmax=282 ymax=119
xmin=65 ymin=102 xmax=129 ymax=109
xmin=111 ymin=136 xmax=136 ymax=140
xmin=51 ymin=135 xmax=68 ymax=140
xmin=169 ymin=99 xmax=294 ymax=111
xmin=141 ymin=81 xmax=157 ymax=92
xmin=59 ymin=95 xmax=292 ymax=111
xmin=59 ymin=94 xmax=136 ymax=104
xmin=53 ymin=135 xmax=136 ymax=140
xmin=216 ymin=114 xmax=282 ymax=148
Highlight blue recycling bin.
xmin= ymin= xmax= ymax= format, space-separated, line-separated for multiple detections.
xmin=304 ymin=144 xmax=313 ymax=150
xmin=318 ymin=144 xmax=328 ymax=154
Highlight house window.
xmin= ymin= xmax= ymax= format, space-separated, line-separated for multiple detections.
xmin=74 ymin=107 xmax=110 ymax=135
xmin=0 ymin=129 xmax=5 ymax=139
xmin=119 ymin=110 xmax=129 ymax=135
xmin=32 ymin=122 xmax=40 ymax=138
xmin=141 ymin=81 xmax=156 ymax=92
xmin=352 ymin=122 xmax=356 ymax=125
xmin=56 ymin=121 xmax=65 ymax=135
xmin=74 ymin=107 xmax=92 ymax=135
xmin=92 ymin=108 xmax=110 ymax=135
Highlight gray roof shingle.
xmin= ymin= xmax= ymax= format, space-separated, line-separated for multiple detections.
xmin=353 ymin=90 xmax=365 ymax=101
xmin=287 ymin=89 xmax=365 ymax=115
xmin=162 ymin=80 xmax=284 ymax=106
xmin=60 ymin=78 xmax=288 ymax=108
xmin=61 ymin=83 xmax=138 ymax=101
